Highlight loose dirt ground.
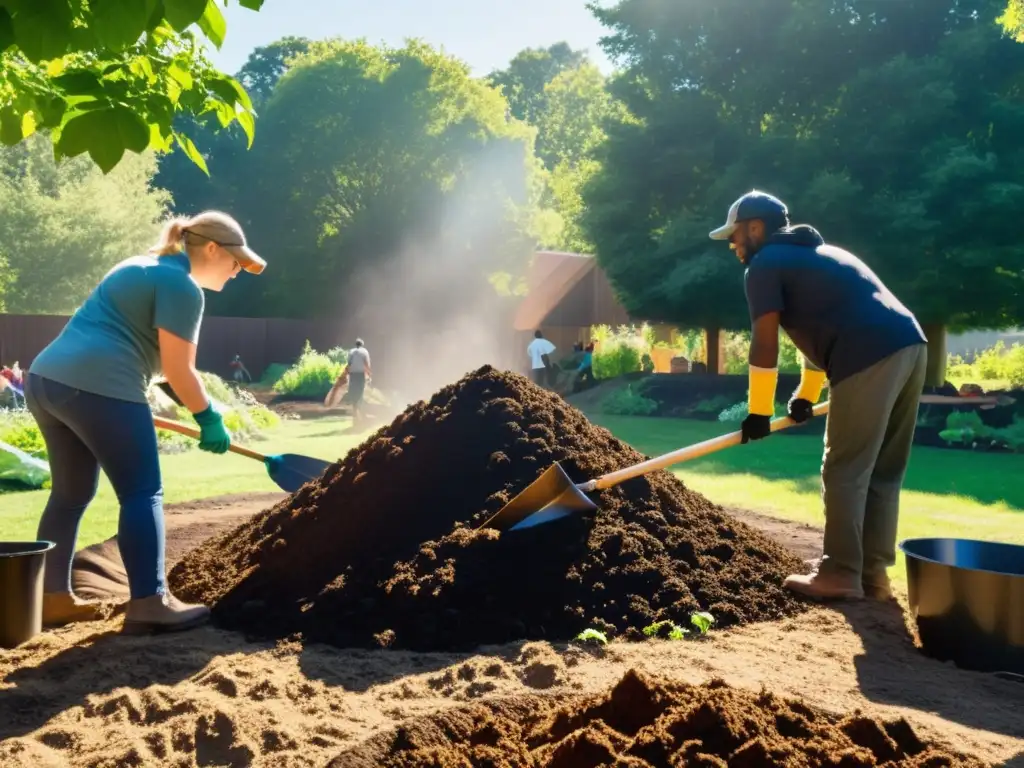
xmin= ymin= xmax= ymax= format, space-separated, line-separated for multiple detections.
xmin=2 ymin=495 xmax=1021 ymax=767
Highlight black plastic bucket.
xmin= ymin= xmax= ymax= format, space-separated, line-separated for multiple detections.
xmin=0 ymin=540 xmax=56 ymax=649
xmin=900 ymin=537 xmax=1024 ymax=675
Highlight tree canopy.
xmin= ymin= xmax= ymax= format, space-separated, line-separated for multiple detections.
xmin=0 ymin=0 xmax=265 ymax=173
xmin=582 ymin=0 xmax=1024 ymax=333
xmin=486 ymin=43 xmax=587 ymax=125
xmin=153 ymin=37 xmax=311 ymax=216
xmin=0 ymin=133 xmax=169 ymax=313
xmin=190 ymin=38 xmax=548 ymax=320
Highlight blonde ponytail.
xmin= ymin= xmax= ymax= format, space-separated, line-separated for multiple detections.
xmin=149 ymin=217 xmax=189 ymax=256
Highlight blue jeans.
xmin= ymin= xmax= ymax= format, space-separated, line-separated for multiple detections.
xmin=26 ymin=374 xmax=165 ymax=598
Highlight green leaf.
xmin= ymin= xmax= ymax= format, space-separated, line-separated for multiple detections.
xmin=91 ymin=0 xmax=157 ymax=51
xmin=196 ymin=0 xmax=226 ymax=49
xmin=0 ymin=107 xmax=35 ymax=146
xmin=0 ymin=8 xmax=15 ymax=52
xmin=228 ymin=77 xmax=254 ymax=112
xmin=167 ymin=62 xmax=194 ymax=90
xmin=51 ymin=70 xmax=105 ymax=96
xmin=57 ymin=106 xmax=151 ymax=173
xmin=10 ymin=0 xmax=75 ymax=63
xmin=162 ymin=0 xmax=208 ymax=32
xmin=149 ymin=122 xmax=174 ymax=152
xmin=239 ymin=0 xmax=265 ymax=9
xmin=690 ymin=611 xmax=715 ymax=635
xmin=207 ymin=76 xmax=241 ymax=106
xmin=573 ymin=628 xmax=607 ymax=645
xmin=33 ymin=95 xmax=68 ymax=128
xmin=174 ymin=131 xmax=210 ymax=175
xmin=237 ymin=109 xmax=255 ymax=148
xmin=128 ymin=56 xmax=157 ymax=83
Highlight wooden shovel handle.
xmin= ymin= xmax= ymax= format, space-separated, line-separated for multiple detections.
xmin=589 ymin=401 xmax=830 ymax=492
xmin=152 ymin=415 xmax=267 ymax=462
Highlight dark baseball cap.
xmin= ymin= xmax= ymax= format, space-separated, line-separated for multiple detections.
xmin=709 ymin=190 xmax=789 ymax=240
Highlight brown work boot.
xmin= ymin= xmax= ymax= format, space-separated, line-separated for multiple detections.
xmin=862 ymin=572 xmax=893 ymax=601
xmin=43 ymin=592 xmax=108 ymax=627
xmin=122 ymin=593 xmax=210 ymax=635
xmin=784 ymin=570 xmax=864 ymax=601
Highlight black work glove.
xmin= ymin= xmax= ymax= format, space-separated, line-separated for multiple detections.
xmin=741 ymin=413 xmax=772 ymax=443
xmin=787 ymin=397 xmax=814 ymax=424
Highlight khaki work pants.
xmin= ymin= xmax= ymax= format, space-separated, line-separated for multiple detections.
xmin=818 ymin=343 xmax=928 ymax=579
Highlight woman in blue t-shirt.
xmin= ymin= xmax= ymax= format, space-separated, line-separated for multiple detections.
xmin=27 ymin=210 xmax=266 ymax=634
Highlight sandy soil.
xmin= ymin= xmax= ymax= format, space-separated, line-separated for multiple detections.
xmin=2 ymin=497 xmax=1021 ymax=767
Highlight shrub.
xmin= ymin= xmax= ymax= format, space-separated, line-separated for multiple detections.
xmin=601 ymin=383 xmax=658 ymax=416
xmin=723 ymin=331 xmax=802 ymax=374
xmin=0 ymin=408 xmax=196 ymax=460
xmin=326 ymin=346 xmax=349 ymax=366
xmin=717 ymin=397 xmax=787 ymax=422
xmin=591 ymin=323 xmax=651 ymax=379
xmin=938 ymin=409 xmax=1024 ymax=453
xmin=947 ymin=341 xmax=1024 ymax=390
xmin=260 ymin=363 xmax=290 ymax=387
xmin=168 ymin=372 xmax=281 ymax=445
xmin=0 ymin=411 xmax=46 ymax=458
xmin=273 ymin=340 xmax=344 ymax=397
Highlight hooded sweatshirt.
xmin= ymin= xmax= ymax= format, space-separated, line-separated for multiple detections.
xmin=743 ymin=225 xmax=926 ymax=387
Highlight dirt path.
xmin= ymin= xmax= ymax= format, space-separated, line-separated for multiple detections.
xmin=3 ymin=495 xmax=1020 ymax=767
xmin=71 ymin=493 xmax=285 ymax=601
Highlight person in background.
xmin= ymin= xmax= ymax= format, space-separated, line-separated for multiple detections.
xmin=1 ymin=363 xmax=24 ymax=409
xmin=341 ymin=338 xmax=371 ymax=426
xmin=527 ymin=330 xmax=556 ymax=388
xmin=573 ymin=343 xmax=595 ymax=393
xmin=27 ymin=210 xmax=266 ymax=633
xmin=229 ymin=353 xmax=251 ymax=383
xmin=709 ymin=189 xmax=927 ymax=602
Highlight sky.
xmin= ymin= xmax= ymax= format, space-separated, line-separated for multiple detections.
xmin=207 ymin=0 xmax=617 ymax=77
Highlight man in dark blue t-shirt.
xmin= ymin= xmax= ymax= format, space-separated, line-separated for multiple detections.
xmin=709 ymin=190 xmax=928 ymax=601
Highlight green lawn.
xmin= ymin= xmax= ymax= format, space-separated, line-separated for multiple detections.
xmin=0 ymin=414 xmax=368 ymax=549
xmin=591 ymin=415 xmax=1024 ymax=584
xmin=2 ymin=410 xmax=1020 ymax=588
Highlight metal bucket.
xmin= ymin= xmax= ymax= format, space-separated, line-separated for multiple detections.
xmin=900 ymin=537 xmax=1024 ymax=675
xmin=0 ymin=541 xmax=56 ymax=649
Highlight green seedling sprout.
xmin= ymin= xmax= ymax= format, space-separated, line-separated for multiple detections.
xmin=574 ymin=628 xmax=608 ymax=645
xmin=643 ymin=620 xmax=689 ymax=640
xmin=642 ymin=611 xmax=716 ymax=641
xmin=691 ymin=611 xmax=715 ymax=635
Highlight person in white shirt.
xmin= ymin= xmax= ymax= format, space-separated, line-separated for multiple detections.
xmin=340 ymin=338 xmax=371 ymax=425
xmin=526 ymin=330 xmax=556 ymax=388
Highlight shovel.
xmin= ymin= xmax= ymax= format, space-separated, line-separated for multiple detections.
xmin=153 ymin=416 xmax=330 ymax=493
xmin=480 ymin=401 xmax=831 ymax=533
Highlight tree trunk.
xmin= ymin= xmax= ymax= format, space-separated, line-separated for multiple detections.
xmin=922 ymin=323 xmax=947 ymax=388
xmin=705 ymin=327 xmax=724 ymax=375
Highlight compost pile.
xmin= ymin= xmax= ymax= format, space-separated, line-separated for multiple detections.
xmin=337 ymin=669 xmax=984 ymax=768
xmin=170 ymin=366 xmax=808 ymax=651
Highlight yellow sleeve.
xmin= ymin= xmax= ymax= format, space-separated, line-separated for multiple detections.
xmin=748 ymin=365 xmax=778 ymax=417
xmin=793 ymin=356 xmax=827 ymax=403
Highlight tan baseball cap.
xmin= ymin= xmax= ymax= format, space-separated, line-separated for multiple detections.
xmin=184 ymin=211 xmax=266 ymax=275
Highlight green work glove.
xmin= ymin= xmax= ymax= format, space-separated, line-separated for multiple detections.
xmin=193 ymin=404 xmax=231 ymax=454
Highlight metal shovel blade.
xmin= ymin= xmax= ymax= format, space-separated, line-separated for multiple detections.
xmin=265 ymin=453 xmax=332 ymax=494
xmin=479 ymin=462 xmax=598 ymax=532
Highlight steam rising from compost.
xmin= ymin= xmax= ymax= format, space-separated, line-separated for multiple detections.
xmin=341 ymin=140 xmax=534 ymax=406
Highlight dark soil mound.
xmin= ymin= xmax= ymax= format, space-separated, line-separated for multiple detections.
xmin=169 ymin=366 xmax=808 ymax=651
xmin=334 ymin=669 xmax=983 ymax=768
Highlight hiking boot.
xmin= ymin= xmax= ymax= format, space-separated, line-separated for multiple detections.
xmin=43 ymin=592 xmax=108 ymax=627
xmin=862 ymin=573 xmax=893 ymax=601
xmin=122 ymin=593 xmax=210 ymax=635
xmin=783 ymin=570 xmax=864 ymax=601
